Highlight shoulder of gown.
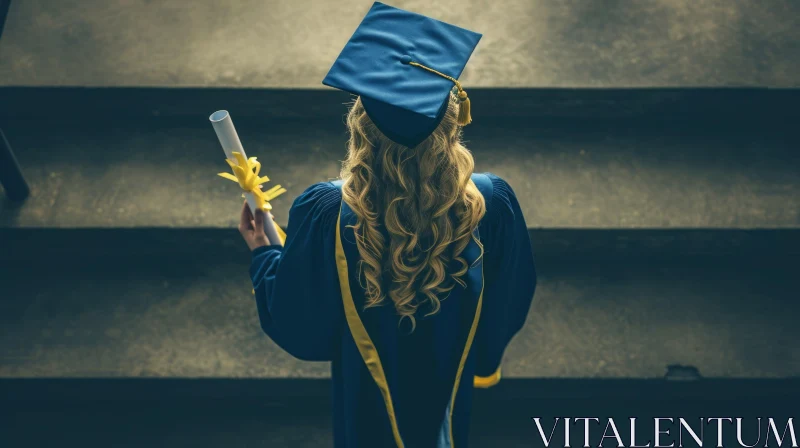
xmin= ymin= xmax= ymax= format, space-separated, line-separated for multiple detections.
xmin=288 ymin=180 xmax=343 ymax=228
xmin=477 ymin=172 xmax=523 ymax=252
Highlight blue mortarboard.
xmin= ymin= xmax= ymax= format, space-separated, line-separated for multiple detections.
xmin=322 ymin=2 xmax=482 ymax=148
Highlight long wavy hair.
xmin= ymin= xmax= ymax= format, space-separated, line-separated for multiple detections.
xmin=340 ymin=94 xmax=486 ymax=329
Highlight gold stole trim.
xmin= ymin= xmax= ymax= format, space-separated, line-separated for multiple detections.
xmin=473 ymin=368 xmax=502 ymax=388
xmin=335 ymin=213 xmax=405 ymax=448
xmin=335 ymin=209 xmax=484 ymax=448
xmin=447 ymin=237 xmax=484 ymax=445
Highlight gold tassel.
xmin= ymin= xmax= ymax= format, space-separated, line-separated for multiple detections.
xmin=408 ymin=60 xmax=473 ymax=126
xmin=456 ymin=88 xmax=472 ymax=126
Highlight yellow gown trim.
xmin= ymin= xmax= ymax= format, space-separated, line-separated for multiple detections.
xmin=473 ymin=367 xmax=502 ymax=388
xmin=447 ymin=236 xmax=484 ymax=445
xmin=335 ymin=209 xmax=485 ymax=448
xmin=335 ymin=213 xmax=405 ymax=448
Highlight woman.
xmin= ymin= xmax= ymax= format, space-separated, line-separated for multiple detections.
xmin=240 ymin=3 xmax=536 ymax=447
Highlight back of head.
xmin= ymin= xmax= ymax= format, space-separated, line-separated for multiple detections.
xmin=340 ymin=94 xmax=486 ymax=329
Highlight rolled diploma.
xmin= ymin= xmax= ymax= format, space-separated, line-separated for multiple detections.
xmin=210 ymin=110 xmax=283 ymax=246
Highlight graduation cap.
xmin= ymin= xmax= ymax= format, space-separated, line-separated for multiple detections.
xmin=322 ymin=2 xmax=482 ymax=148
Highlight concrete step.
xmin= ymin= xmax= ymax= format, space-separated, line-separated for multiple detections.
xmin=1 ymin=0 xmax=798 ymax=89
xmin=1 ymin=250 xmax=797 ymax=380
xmin=1 ymin=117 xmax=797 ymax=235
xmin=1 ymin=2 xmax=797 ymax=430
xmin=2 ymin=380 xmax=798 ymax=448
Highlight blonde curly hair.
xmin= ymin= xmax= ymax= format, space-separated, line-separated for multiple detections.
xmin=339 ymin=95 xmax=485 ymax=330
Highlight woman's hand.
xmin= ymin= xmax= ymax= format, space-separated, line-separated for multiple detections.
xmin=239 ymin=200 xmax=271 ymax=251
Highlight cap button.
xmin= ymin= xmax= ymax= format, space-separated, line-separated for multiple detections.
xmin=400 ymin=55 xmax=412 ymax=64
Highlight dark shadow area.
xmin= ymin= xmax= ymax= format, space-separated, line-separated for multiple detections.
xmin=2 ymin=87 xmax=800 ymax=125
xmin=2 ymin=228 xmax=800 ymax=266
xmin=2 ymin=378 xmax=798 ymax=448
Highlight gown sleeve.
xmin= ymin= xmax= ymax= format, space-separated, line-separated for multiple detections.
xmin=473 ymin=173 xmax=537 ymax=384
xmin=249 ymin=182 xmax=344 ymax=361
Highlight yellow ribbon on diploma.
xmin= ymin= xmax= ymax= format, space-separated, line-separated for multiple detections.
xmin=218 ymin=151 xmax=288 ymax=244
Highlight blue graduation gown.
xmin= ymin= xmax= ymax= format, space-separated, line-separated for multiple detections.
xmin=250 ymin=173 xmax=536 ymax=448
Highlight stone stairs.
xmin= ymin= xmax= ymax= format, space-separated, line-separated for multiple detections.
xmin=1 ymin=0 xmax=799 ymax=446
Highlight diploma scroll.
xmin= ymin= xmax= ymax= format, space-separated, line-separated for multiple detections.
xmin=210 ymin=110 xmax=286 ymax=246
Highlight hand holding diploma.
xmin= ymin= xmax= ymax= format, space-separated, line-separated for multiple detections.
xmin=210 ymin=110 xmax=287 ymax=247
xmin=239 ymin=200 xmax=273 ymax=251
